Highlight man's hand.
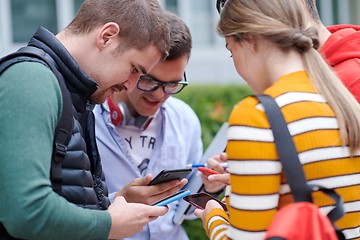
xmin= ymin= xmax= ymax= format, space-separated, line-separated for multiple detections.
xmin=107 ymin=196 xmax=168 ymax=239
xmin=115 ymin=174 xmax=188 ymax=205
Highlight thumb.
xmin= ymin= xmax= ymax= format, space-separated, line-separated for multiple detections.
xmin=142 ymin=174 xmax=153 ymax=185
xmin=130 ymin=174 xmax=152 ymax=186
xmin=194 ymin=208 xmax=203 ymax=218
xmin=219 ymin=152 xmax=228 ymax=161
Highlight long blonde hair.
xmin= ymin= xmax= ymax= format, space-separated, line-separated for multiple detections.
xmin=217 ymin=0 xmax=360 ymax=155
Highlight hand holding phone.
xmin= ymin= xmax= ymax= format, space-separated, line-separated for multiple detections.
xmin=148 ymin=168 xmax=192 ymax=186
xmin=183 ymin=192 xmax=227 ymax=211
xmin=149 ymin=189 xmax=191 ymax=206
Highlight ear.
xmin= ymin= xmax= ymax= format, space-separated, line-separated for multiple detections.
xmin=96 ymin=22 xmax=120 ymax=50
xmin=299 ymin=0 xmax=309 ymax=14
xmin=299 ymin=0 xmax=311 ymax=20
xmin=246 ymin=35 xmax=259 ymax=54
xmin=299 ymin=0 xmax=306 ymax=7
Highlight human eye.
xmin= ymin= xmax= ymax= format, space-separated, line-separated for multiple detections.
xmin=138 ymin=76 xmax=158 ymax=91
xmin=165 ymin=82 xmax=181 ymax=93
xmin=140 ymin=76 xmax=158 ymax=87
xmin=132 ymin=66 xmax=139 ymax=74
xmin=139 ymin=76 xmax=153 ymax=84
xmin=166 ymin=82 xmax=179 ymax=89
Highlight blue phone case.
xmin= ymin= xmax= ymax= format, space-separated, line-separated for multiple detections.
xmin=150 ymin=189 xmax=191 ymax=206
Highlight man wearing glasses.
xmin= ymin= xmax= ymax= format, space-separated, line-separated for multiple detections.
xmin=94 ymin=11 xmax=206 ymax=240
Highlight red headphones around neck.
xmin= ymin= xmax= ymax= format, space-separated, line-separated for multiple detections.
xmin=106 ymin=97 xmax=155 ymax=131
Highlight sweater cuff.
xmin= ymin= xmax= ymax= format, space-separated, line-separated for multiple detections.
xmin=88 ymin=210 xmax=112 ymax=240
xmin=204 ymin=208 xmax=230 ymax=238
xmin=108 ymin=192 xmax=116 ymax=204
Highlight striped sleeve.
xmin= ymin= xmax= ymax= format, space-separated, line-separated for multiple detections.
xmin=205 ymin=208 xmax=230 ymax=240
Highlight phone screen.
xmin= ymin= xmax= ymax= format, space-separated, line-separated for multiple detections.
xmin=149 ymin=189 xmax=191 ymax=206
xmin=183 ymin=192 xmax=227 ymax=211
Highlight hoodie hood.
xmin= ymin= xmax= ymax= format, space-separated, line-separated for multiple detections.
xmin=320 ymin=24 xmax=360 ymax=67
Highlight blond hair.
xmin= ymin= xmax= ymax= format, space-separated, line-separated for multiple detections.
xmin=218 ymin=0 xmax=360 ymax=155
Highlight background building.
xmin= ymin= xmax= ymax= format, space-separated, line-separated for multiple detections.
xmin=1 ymin=0 xmax=359 ymax=84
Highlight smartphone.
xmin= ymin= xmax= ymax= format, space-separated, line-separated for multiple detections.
xmin=183 ymin=192 xmax=227 ymax=211
xmin=148 ymin=168 xmax=192 ymax=186
xmin=197 ymin=167 xmax=220 ymax=176
xmin=149 ymin=189 xmax=191 ymax=206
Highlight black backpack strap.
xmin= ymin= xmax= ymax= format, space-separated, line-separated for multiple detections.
xmin=0 ymin=46 xmax=73 ymax=194
xmin=256 ymin=95 xmax=312 ymax=202
xmin=256 ymin=95 xmax=345 ymax=239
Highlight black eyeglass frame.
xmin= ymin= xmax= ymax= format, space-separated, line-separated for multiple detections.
xmin=137 ymin=72 xmax=188 ymax=95
xmin=216 ymin=0 xmax=227 ymax=13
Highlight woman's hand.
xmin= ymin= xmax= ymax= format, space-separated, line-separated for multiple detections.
xmin=201 ymin=152 xmax=229 ymax=193
xmin=194 ymin=199 xmax=224 ymax=223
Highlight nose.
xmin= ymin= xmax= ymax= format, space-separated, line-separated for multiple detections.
xmin=123 ymin=74 xmax=139 ymax=93
xmin=151 ymin=86 xmax=166 ymax=98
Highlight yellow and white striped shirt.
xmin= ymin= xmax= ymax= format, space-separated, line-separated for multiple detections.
xmin=205 ymin=71 xmax=360 ymax=240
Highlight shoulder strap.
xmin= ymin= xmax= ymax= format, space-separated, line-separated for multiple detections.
xmin=0 ymin=46 xmax=73 ymax=194
xmin=256 ymin=95 xmax=312 ymax=202
xmin=256 ymin=95 xmax=345 ymax=227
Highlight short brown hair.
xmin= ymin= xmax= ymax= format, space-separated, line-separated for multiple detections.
xmin=67 ymin=0 xmax=170 ymax=60
xmin=164 ymin=11 xmax=192 ymax=61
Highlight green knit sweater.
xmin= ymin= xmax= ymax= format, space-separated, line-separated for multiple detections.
xmin=0 ymin=62 xmax=111 ymax=240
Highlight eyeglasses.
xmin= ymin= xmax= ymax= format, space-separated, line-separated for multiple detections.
xmin=216 ymin=0 xmax=227 ymax=13
xmin=137 ymin=73 xmax=188 ymax=95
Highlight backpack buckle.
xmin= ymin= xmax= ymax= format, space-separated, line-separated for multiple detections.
xmin=54 ymin=143 xmax=67 ymax=162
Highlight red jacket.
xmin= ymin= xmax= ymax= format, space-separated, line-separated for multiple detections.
xmin=320 ymin=25 xmax=360 ymax=102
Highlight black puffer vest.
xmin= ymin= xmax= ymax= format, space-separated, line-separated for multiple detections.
xmin=0 ymin=27 xmax=109 ymax=239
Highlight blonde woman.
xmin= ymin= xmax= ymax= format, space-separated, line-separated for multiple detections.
xmin=194 ymin=0 xmax=360 ymax=239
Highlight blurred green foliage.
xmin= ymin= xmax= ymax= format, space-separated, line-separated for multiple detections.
xmin=175 ymin=84 xmax=253 ymax=150
xmin=174 ymin=84 xmax=253 ymax=240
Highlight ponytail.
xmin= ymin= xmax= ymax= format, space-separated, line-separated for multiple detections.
xmin=303 ymin=48 xmax=360 ymax=155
